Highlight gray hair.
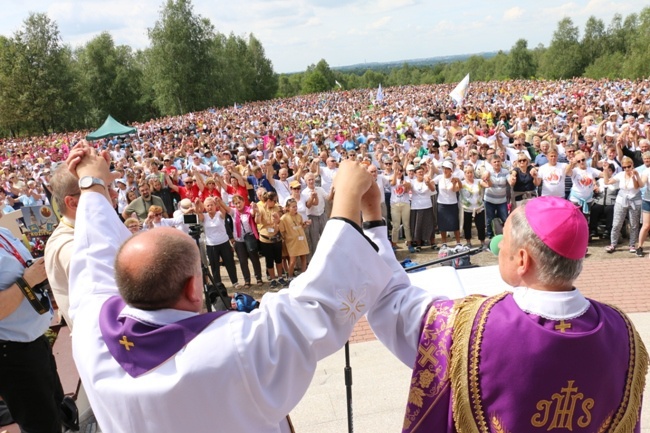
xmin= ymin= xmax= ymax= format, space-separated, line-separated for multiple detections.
xmin=509 ymin=206 xmax=583 ymax=287
xmin=49 ymin=164 xmax=80 ymax=213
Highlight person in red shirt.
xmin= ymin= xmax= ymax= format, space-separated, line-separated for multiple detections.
xmin=161 ymin=155 xmax=177 ymax=180
xmin=200 ymin=177 xmax=221 ymax=202
xmin=167 ymin=172 xmax=202 ymax=202
xmin=225 ymin=175 xmax=249 ymax=206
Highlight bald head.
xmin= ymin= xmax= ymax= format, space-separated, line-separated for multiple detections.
xmin=115 ymin=227 xmax=200 ymax=310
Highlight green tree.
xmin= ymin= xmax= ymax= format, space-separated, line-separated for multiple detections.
xmin=360 ymin=69 xmax=384 ymax=88
xmin=0 ymin=35 xmax=22 ymax=136
xmin=147 ymin=0 xmax=218 ymax=115
xmin=246 ymin=34 xmax=277 ymax=101
xmin=605 ymin=14 xmax=625 ymax=53
xmin=539 ymin=17 xmax=584 ymax=79
xmin=302 ymin=69 xmax=330 ymax=94
xmin=0 ymin=13 xmax=79 ymax=134
xmin=76 ymin=32 xmax=147 ymax=126
xmin=583 ymin=52 xmax=625 ymax=79
xmin=581 ymin=17 xmax=606 ymax=67
xmin=622 ymin=7 xmax=650 ymax=78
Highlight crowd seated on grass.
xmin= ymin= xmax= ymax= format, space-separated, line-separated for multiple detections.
xmin=1 ymin=78 xmax=649 ymax=278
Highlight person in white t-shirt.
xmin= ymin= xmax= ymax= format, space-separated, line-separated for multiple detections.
xmin=409 ymin=165 xmax=435 ymax=251
xmin=602 ymin=156 xmax=642 ymax=254
xmin=537 ymin=148 xmax=567 ymax=198
xmin=199 ymin=196 xmax=239 ymax=289
xmin=311 ymin=156 xmax=337 ymax=217
xmin=433 ymin=160 xmax=462 ymax=245
xmin=566 ymin=150 xmax=602 ymax=215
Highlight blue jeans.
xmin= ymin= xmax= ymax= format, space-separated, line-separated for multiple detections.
xmin=485 ymin=201 xmax=508 ymax=238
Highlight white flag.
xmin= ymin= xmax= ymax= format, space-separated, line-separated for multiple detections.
xmin=376 ymin=83 xmax=384 ymax=102
xmin=335 ymin=80 xmax=343 ymax=89
xmin=449 ymin=73 xmax=470 ymax=105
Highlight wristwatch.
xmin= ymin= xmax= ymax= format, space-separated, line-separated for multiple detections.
xmin=78 ymin=176 xmax=106 ymax=190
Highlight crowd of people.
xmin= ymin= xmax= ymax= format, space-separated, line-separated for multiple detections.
xmin=1 ymin=76 xmax=649 ymax=432
xmin=1 ymin=78 xmax=650 ymax=285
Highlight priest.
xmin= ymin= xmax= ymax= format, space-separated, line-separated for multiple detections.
xmin=364 ymin=196 xmax=648 ymax=432
xmin=65 ymin=142 xmax=394 ymax=433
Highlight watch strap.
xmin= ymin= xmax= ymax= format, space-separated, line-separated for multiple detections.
xmin=15 ymin=277 xmax=49 ymax=315
xmin=362 ymin=219 xmax=387 ymax=230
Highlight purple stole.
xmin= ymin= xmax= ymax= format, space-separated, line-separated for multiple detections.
xmin=404 ymin=293 xmax=648 ymax=433
xmin=99 ymin=296 xmax=229 ymax=377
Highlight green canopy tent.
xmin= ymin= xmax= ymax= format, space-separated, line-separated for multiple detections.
xmin=85 ymin=115 xmax=136 ymax=141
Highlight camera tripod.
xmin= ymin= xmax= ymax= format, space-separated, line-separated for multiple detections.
xmin=188 ymin=224 xmax=231 ymax=312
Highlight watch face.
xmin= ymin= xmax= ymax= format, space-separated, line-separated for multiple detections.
xmin=80 ymin=177 xmax=93 ymax=188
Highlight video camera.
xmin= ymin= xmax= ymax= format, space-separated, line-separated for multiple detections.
xmin=183 ymin=213 xmax=203 ymax=239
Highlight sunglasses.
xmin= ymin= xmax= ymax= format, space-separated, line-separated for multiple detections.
xmin=623 ymin=165 xmax=632 ymax=169
xmin=185 ymin=180 xmax=194 ymax=184
xmin=518 ymin=160 xmax=528 ymax=163
xmin=291 ymin=187 xmax=301 ymax=190
xmin=576 ymin=159 xmax=586 ymax=163
xmin=153 ymin=212 xmax=163 ymax=217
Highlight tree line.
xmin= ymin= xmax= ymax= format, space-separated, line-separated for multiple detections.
xmin=1 ymin=2 xmax=649 ymax=138
xmin=278 ymin=7 xmax=650 ymax=97
xmin=0 ymin=0 xmax=277 ymax=138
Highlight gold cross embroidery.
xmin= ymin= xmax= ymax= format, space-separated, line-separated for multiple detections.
xmin=417 ymin=344 xmax=438 ymax=367
xmin=554 ymin=320 xmax=571 ymax=333
xmin=119 ymin=335 xmax=134 ymax=351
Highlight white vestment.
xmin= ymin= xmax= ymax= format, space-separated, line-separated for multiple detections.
xmin=69 ymin=192 xmax=393 ymax=433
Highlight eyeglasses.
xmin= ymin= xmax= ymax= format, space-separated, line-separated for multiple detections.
xmin=623 ymin=165 xmax=632 ymax=169
xmin=153 ymin=212 xmax=163 ymax=217
xmin=291 ymin=187 xmax=301 ymax=190
xmin=185 ymin=180 xmax=194 ymax=184
xmin=559 ymin=140 xmax=567 ymax=143
xmin=566 ymin=150 xmax=575 ymax=153
xmin=576 ymin=159 xmax=586 ymax=163
xmin=518 ymin=160 xmax=528 ymax=163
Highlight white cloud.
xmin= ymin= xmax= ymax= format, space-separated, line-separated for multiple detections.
xmin=503 ymin=6 xmax=525 ymax=21
xmin=541 ymin=2 xmax=580 ymax=20
xmin=375 ymin=0 xmax=417 ymax=13
xmin=369 ymin=16 xmax=391 ymax=30
xmin=2 ymin=0 xmax=650 ymax=73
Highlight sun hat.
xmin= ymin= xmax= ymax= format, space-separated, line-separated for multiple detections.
xmin=179 ymin=199 xmax=193 ymax=214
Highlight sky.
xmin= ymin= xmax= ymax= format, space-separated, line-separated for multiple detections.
xmin=1 ymin=0 xmax=647 ymax=74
